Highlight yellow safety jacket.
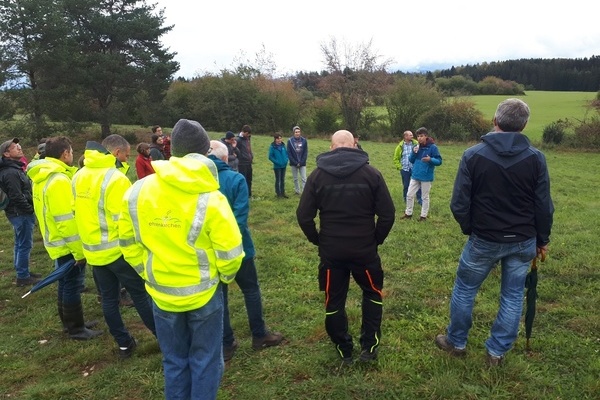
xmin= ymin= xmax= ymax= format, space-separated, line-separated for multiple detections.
xmin=119 ymin=154 xmax=244 ymax=312
xmin=72 ymin=143 xmax=131 ymax=266
xmin=27 ymin=158 xmax=84 ymax=261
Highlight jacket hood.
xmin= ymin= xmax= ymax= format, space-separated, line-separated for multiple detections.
xmin=208 ymin=155 xmax=230 ymax=172
xmin=26 ymin=158 xmax=78 ymax=184
xmin=316 ymin=147 xmax=369 ymax=178
xmin=83 ymin=142 xmax=116 ymax=168
xmin=481 ymin=132 xmax=531 ymax=156
xmin=152 ymin=154 xmax=219 ymax=194
xmin=0 ymin=157 xmax=23 ymax=171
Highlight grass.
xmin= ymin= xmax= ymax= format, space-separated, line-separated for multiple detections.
xmin=460 ymin=91 xmax=597 ymax=141
xmin=1 ymin=132 xmax=599 ymax=399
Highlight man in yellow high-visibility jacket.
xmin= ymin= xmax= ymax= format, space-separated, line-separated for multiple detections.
xmin=73 ymin=135 xmax=155 ymax=359
xmin=119 ymin=119 xmax=243 ymax=400
xmin=27 ymin=136 xmax=103 ymax=340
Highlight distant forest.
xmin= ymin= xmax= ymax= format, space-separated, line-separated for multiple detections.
xmin=434 ymin=56 xmax=600 ymax=92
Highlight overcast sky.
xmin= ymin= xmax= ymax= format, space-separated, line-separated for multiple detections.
xmin=154 ymin=0 xmax=600 ymax=79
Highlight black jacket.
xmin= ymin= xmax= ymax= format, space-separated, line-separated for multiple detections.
xmin=236 ymin=135 xmax=253 ymax=165
xmin=296 ymin=147 xmax=395 ymax=264
xmin=0 ymin=157 xmax=34 ymax=217
xmin=450 ymin=132 xmax=554 ymax=246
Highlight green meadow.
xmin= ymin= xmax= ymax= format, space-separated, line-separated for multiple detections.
xmin=462 ymin=91 xmax=597 ymax=141
xmin=1 ymin=130 xmax=598 ymax=399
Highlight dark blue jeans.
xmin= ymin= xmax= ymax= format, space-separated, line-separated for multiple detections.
xmin=56 ymin=254 xmax=85 ymax=306
xmin=223 ymin=258 xmax=266 ymax=346
xmin=7 ymin=214 xmax=35 ymax=279
xmin=92 ymin=256 xmax=156 ymax=347
xmin=153 ymin=286 xmax=224 ymax=400
xmin=400 ymin=169 xmax=421 ymax=204
xmin=273 ymin=167 xmax=286 ymax=196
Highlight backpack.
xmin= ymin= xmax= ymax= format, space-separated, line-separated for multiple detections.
xmin=0 ymin=187 xmax=8 ymax=210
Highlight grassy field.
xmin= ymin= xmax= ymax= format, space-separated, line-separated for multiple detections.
xmin=461 ymin=91 xmax=597 ymax=141
xmin=1 ymin=132 xmax=599 ymax=399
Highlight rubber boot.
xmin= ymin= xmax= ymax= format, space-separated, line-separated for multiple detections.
xmin=62 ymin=302 xmax=103 ymax=340
xmin=58 ymin=300 xmax=99 ymax=333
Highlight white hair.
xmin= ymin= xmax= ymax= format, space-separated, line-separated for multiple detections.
xmin=209 ymin=140 xmax=228 ymax=161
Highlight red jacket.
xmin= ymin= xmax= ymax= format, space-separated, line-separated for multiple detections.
xmin=135 ymin=154 xmax=155 ymax=179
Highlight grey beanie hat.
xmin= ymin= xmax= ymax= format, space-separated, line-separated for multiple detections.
xmin=171 ymin=119 xmax=210 ymax=157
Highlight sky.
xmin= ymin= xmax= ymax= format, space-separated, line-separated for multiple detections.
xmin=154 ymin=0 xmax=600 ymax=79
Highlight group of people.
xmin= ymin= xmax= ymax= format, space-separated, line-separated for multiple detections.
xmin=1 ymin=98 xmax=554 ymax=398
xmin=134 ymin=125 xmax=171 ymax=180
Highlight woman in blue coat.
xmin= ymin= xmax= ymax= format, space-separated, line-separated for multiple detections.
xmin=268 ymin=133 xmax=289 ymax=198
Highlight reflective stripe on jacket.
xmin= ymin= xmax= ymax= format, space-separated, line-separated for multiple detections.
xmin=119 ymin=154 xmax=244 ymax=312
xmin=73 ymin=146 xmax=131 ymax=265
xmin=27 ymin=158 xmax=83 ymax=260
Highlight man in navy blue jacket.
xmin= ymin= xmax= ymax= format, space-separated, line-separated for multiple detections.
xmin=208 ymin=141 xmax=283 ymax=361
xmin=435 ymin=98 xmax=554 ymax=366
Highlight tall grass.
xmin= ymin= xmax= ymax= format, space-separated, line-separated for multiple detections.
xmin=0 ymin=133 xmax=598 ymax=399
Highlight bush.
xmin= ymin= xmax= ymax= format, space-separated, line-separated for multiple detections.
xmin=572 ymin=117 xmax=600 ymax=148
xmin=542 ymin=121 xmax=568 ymax=145
xmin=418 ymin=99 xmax=489 ymax=141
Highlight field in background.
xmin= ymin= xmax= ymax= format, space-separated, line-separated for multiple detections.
xmin=463 ymin=91 xmax=597 ymax=141
xmin=1 ymin=134 xmax=599 ymax=399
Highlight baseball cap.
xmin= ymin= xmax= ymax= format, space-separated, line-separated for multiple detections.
xmin=0 ymin=138 xmax=19 ymax=156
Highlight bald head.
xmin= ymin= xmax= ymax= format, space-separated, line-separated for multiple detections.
xmin=209 ymin=140 xmax=228 ymax=162
xmin=330 ymin=130 xmax=356 ymax=150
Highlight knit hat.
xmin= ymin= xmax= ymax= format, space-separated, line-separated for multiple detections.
xmin=171 ymin=119 xmax=210 ymax=157
xmin=225 ymin=131 xmax=235 ymax=139
xmin=292 ymin=125 xmax=301 ymax=133
xmin=37 ymin=143 xmax=46 ymax=158
xmin=0 ymin=138 xmax=19 ymax=156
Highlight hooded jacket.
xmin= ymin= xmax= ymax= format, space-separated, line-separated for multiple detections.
xmin=408 ymin=137 xmax=442 ymax=182
xmin=296 ymin=147 xmax=395 ymax=264
xmin=27 ymin=158 xmax=84 ymax=260
xmin=208 ymin=155 xmax=255 ymax=260
xmin=0 ymin=157 xmax=34 ymax=217
xmin=268 ymin=141 xmax=289 ymax=169
xmin=72 ymin=142 xmax=131 ymax=266
xmin=119 ymin=154 xmax=244 ymax=312
xmin=450 ymin=132 xmax=554 ymax=245
xmin=287 ymin=135 xmax=308 ymax=166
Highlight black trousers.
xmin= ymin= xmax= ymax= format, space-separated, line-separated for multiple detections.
xmin=238 ymin=164 xmax=253 ymax=196
xmin=319 ymin=256 xmax=383 ymax=356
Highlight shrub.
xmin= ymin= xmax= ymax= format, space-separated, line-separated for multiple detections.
xmin=542 ymin=121 xmax=568 ymax=145
xmin=418 ymin=99 xmax=489 ymax=141
xmin=572 ymin=117 xmax=600 ymax=148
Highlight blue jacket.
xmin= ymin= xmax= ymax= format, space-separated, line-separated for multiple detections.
xmin=408 ymin=138 xmax=442 ymax=182
xmin=208 ymin=155 xmax=255 ymax=259
xmin=287 ymin=136 xmax=308 ymax=166
xmin=268 ymin=142 xmax=288 ymax=169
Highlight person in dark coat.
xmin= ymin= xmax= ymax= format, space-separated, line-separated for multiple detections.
xmin=296 ymin=130 xmax=395 ymax=364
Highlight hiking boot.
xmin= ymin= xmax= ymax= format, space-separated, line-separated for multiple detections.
xmin=359 ymin=348 xmax=378 ymax=362
xmin=252 ymin=331 xmax=283 ymax=350
xmin=486 ymin=352 xmax=504 ymax=367
xmin=419 ymin=216 xmax=427 ymax=222
xmin=119 ymin=337 xmax=137 ymax=360
xmin=16 ymin=276 xmax=41 ymax=287
xmin=29 ymin=272 xmax=42 ymax=278
xmin=401 ymin=214 xmax=412 ymax=219
xmin=119 ymin=288 xmax=134 ymax=307
xmin=435 ymin=334 xmax=466 ymax=357
xmin=223 ymin=340 xmax=239 ymax=362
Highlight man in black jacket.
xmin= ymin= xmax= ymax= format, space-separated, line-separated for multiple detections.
xmin=296 ymin=130 xmax=395 ymax=364
xmin=0 ymin=138 xmax=40 ymax=286
xmin=435 ymin=98 xmax=554 ymax=366
xmin=236 ymin=125 xmax=253 ymax=196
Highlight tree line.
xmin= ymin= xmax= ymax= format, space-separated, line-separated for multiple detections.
xmin=2 ymin=1 xmax=598 ymax=144
xmin=435 ymin=56 xmax=600 ymax=92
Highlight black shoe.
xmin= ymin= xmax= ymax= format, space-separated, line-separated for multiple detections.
xmin=419 ymin=216 xmax=427 ymax=222
xmin=281 ymin=194 xmax=289 ymax=198
xmin=359 ymin=348 xmax=378 ymax=362
xmin=29 ymin=272 xmax=42 ymax=278
xmin=252 ymin=331 xmax=283 ymax=350
xmin=223 ymin=340 xmax=239 ymax=361
xmin=435 ymin=334 xmax=466 ymax=357
xmin=16 ymin=276 xmax=41 ymax=287
xmin=119 ymin=337 xmax=137 ymax=359
xmin=401 ymin=214 xmax=412 ymax=219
